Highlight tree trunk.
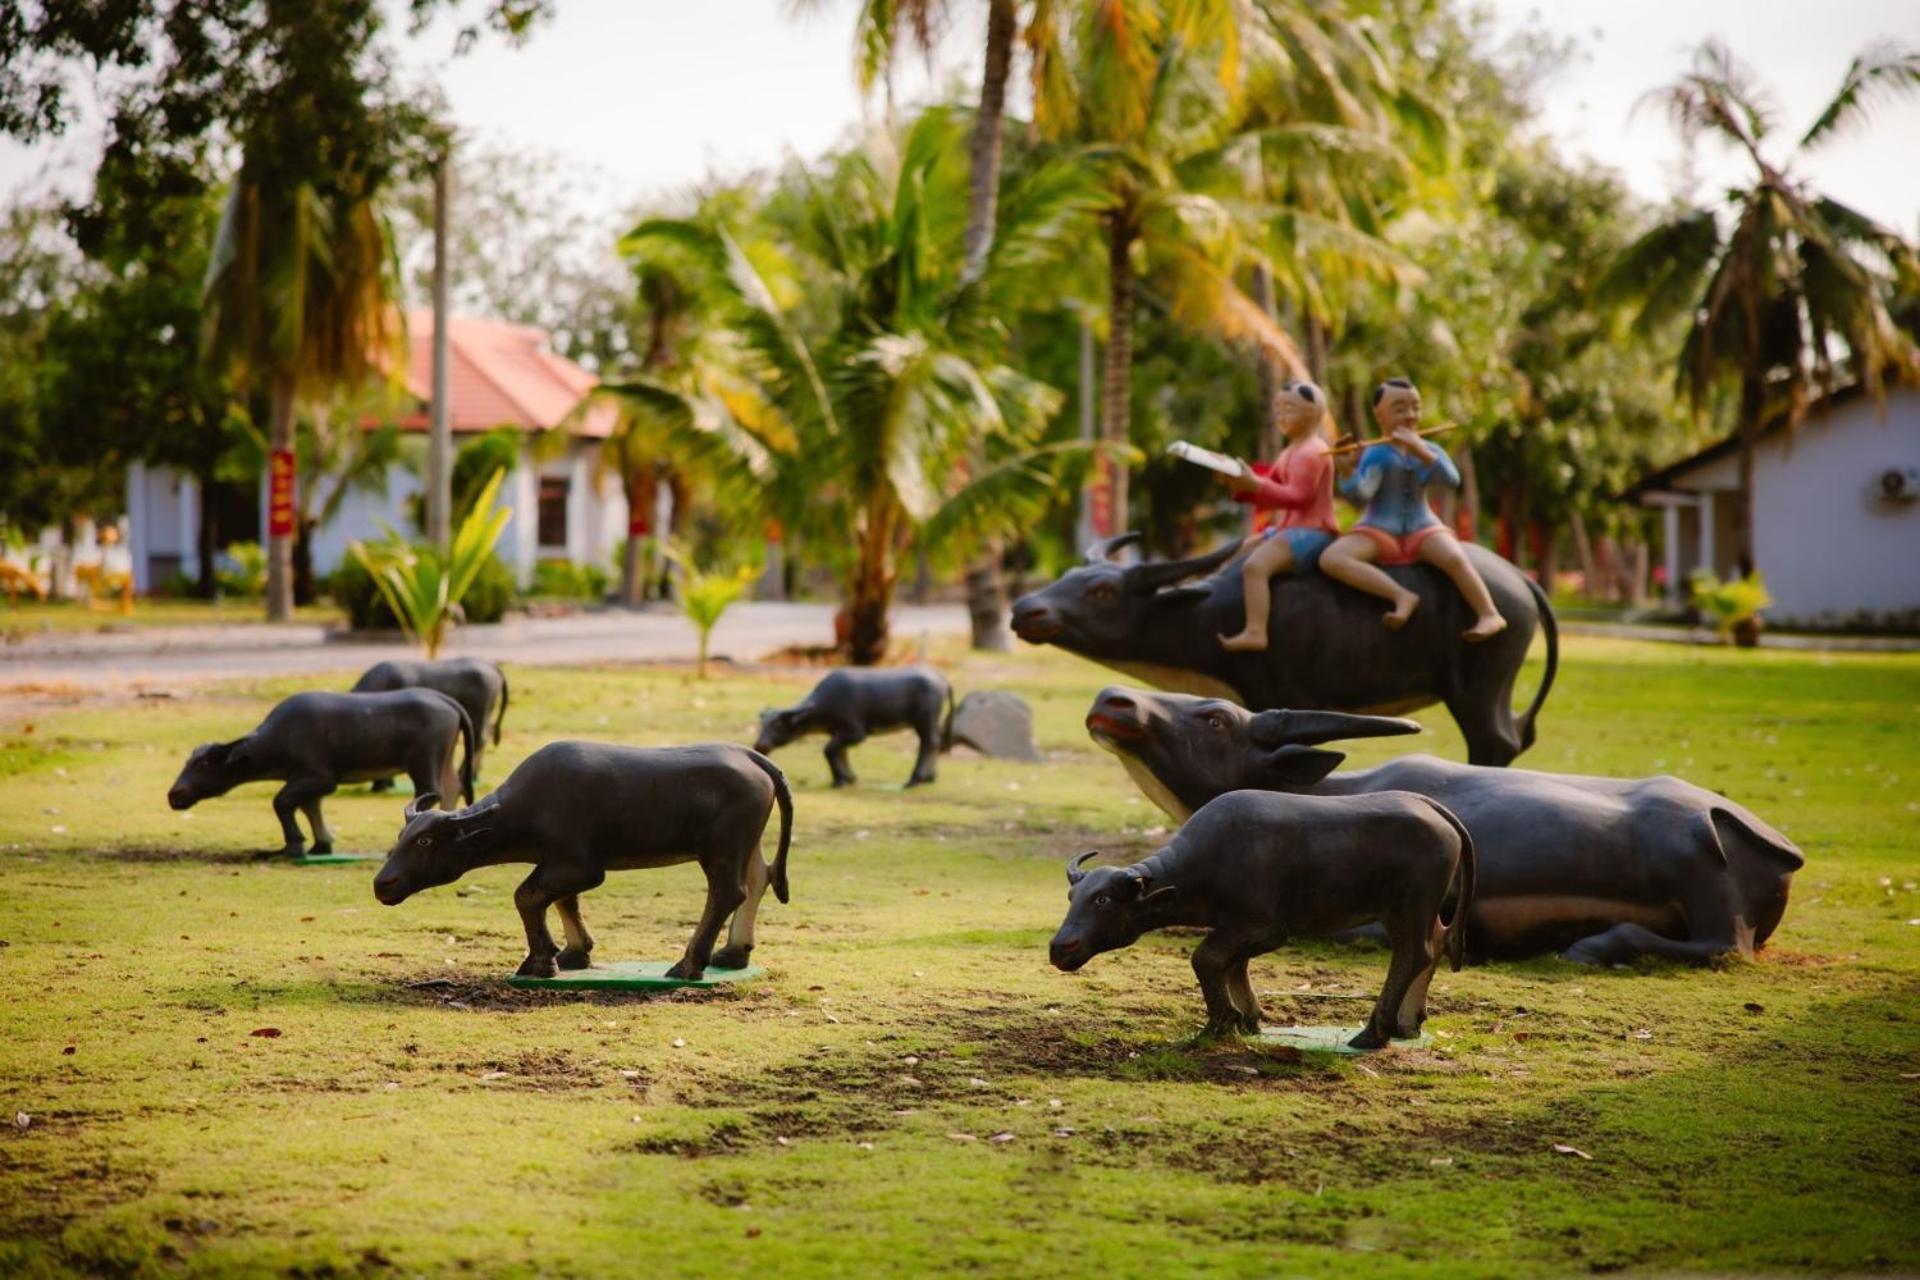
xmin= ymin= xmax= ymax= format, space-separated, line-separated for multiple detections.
xmin=426 ymin=151 xmax=453 ymax=550
xmin=1569 ymin=513 xmax=1597 ymax=597
xmin=1251 ymin=263 xmax=1281 ymax=461
xmin=1626 ymin=536 xmax=1649 ymax=607
xmin=619 ymin=464 xmax=657 ymax=608
xmin=961 ymin=0 xmax=1015 ymax=284
xmin=265 ymin=370 xmax=296 ymax=621
xmin=846 ymin=504 xmax=896 ymax=665
xmin=1535 ymin=522 xmax=1560 ymax=591
xmin=1302 ymin=312 xmax=1328 ymax=384
xmin=1454 ymin=444 xmax=1480 ymax=542
xmin=293 ymin=516 xmax=316 ymax=606
xmin=1102 ymin=214 xmax=1136 ymax=533
xmin=965 ymin=540 xmax=1011 ymax=651
xmin=1735 ymin=435 xmax=1757 ymax=578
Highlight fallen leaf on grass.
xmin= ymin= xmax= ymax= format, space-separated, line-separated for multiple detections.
xmin=249 ymin=1028 xmax=282 ymax=1039
xmin=988 ymin=1132 xmax=1015 ymax=1143
xmin=946 ymin=1133 xmax=976 ymax=1142
xmin=670 ymin=1038 xmax=686 ymax=1049
xmin=479 ymin=1071 xmax=508 ymax=1082
xmin=1551 ymin=1143 xmax=1593 ymax=1160
xmin=1225 ymin=1065 xmax=1259 ymax=1076
xmin=1429 ymin=1157 xmax=1453 ymax=1166
xmin=13 ymin=1113 xmax=29 ymax=1130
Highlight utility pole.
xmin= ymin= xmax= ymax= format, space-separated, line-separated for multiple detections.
xmin=426 ymin=147 xmax=453 ymax=549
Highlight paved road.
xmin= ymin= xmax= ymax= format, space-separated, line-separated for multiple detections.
xmin=0 ymin=602 xmax=973 ymax=691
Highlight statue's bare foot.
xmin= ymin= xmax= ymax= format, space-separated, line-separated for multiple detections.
xmin=1383 ymin=594 xmax=1419 ymax=630
xmin=1463 ymin=613 xmax=1508 ymax=642
xmin=1218 ymin=629 xmax=1269 ymax=653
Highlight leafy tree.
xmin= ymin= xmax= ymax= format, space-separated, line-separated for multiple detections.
xmin=629 ymin=109 xmax=1095 ymax=662
xmin=1030 ymin=0 xmax=1306 ymax=531
xmin=1601 ymin=39 xmax=1920 ymax=572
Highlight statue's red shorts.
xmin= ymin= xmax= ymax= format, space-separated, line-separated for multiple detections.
xmin=1351 ymin=523 xmax=1447 ymax=566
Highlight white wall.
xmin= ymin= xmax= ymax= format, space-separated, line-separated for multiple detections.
xmin=125 ymin=462 xmax=199 ymax=591
xmin=310 ymin=465 xmax=420 ymax=579
xmin=1751 ymin=389 xmax=1920 ymax=624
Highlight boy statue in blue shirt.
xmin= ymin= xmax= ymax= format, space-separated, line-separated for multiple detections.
xmin=1321 ymin=378 xmax=1508 ymax=642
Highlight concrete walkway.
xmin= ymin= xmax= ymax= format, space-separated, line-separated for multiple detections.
xmin=0 ymin=602 xmax=972 ymax=691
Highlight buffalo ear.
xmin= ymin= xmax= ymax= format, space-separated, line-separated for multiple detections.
xmin=222 ymin=738 xmax=254 ymax=767
xmin=1260 ymin=744 xmax=1347 ymax=786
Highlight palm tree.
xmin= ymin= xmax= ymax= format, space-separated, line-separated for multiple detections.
xmin=799 ymin=0 xmax=1043 ymax=647
xmin=1601 ymin=39 xmax=1920 ymax=572
xmin=587 ymin=223 xmax=794 ymax=607
xmin=202 ymin=174 xmax=400 ymax=619
xmin=628 ymin=109 xmax=1100 ymax=663
xmin=1032 ymin=0 xmax=1307 ymax=532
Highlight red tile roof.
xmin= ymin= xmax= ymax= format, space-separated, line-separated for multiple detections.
xmin=379 ymin=310 xmax=617 ymax=439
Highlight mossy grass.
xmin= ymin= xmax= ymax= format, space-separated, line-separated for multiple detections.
xmin=2 ymin=637 xmax=1916 ymax=1275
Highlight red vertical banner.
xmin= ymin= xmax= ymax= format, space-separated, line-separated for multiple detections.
xmin=1088 ymin=451 xmax=1115 ymax=538
xmin=267 ymin=449 xmax=296 ymax=538
xmin=629 ymin=510 xmax=651 ymax=537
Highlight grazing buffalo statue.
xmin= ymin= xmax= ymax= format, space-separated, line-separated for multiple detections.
xmin=1050 ymin=790 xmax=1473 ymax=1049
xmin=754 ymin=666 xmax=953 ymax=788
xmin=1010 ymin=533 xmax=1557 ymax=766
xmin=372 ymin=741 xmax=793 ymax=980
xmin=1083 ymin=685 xmax=1804 ymax=966
xmin=167 ymin=690 xmax=474 ymax=857
xmin=350 ymin=657 xmax=508 ymax=785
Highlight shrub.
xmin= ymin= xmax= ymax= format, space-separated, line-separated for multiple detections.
xmin=531 ymin=559 xmax=611 ymax=600
xmin=216 ymin=541 xmax=267 ymax=597
xmin=331 ymin=551 xmax=515 ymax=630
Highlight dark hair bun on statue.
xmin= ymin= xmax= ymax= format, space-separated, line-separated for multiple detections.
xmin=1372 ymin=377 xmax=1415 ymax=406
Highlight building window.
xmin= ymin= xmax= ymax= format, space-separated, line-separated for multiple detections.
xmin=537 ymin=477 xmax=570 ymax=549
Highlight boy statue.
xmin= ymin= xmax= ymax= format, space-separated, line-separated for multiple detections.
xmin=1217 ymin=380 xmax=1340 ymax=653
xmin=1320 ymin=378 xmax=1507 ymax=642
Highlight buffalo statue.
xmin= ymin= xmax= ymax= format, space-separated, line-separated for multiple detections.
xmin=1082 ymin=685 xmax=1803 ymax=966
xmin=1011 ymin=533 xmax=1556 ymax=766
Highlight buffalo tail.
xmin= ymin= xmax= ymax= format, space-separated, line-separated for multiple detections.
xmin=747 ymin=749 xmax=793 ymax=904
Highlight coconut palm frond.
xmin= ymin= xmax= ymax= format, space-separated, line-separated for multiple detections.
xmin=1800 ymin=42 xmax=1920 ymax=150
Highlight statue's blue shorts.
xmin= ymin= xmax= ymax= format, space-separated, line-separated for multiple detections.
xmin=1259 ymin=526 xmax=1334 ymax=571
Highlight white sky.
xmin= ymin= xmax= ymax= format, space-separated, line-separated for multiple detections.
xmin=5 ymin=0 xmax=1919 ymax=235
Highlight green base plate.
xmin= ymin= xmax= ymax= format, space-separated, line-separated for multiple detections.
xmin=504 ymin=961 xmax=764 ymax=991
xmin=291 ymin=853 xmax=380 ymax=866
xmin=1257 ymin=1024 xmax=1430 ymax=1055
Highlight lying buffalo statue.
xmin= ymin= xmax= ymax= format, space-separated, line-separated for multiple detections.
xmin=1083 ymin=685 xmax=1803 ymax=966
xmin=350 ymin=657 xmax=508 ymax=784
xmin=1011 ymin=533 xmax=1556 ymax=767
xmin=167 ymin=690 xmax=474 ymax=857
xmin=1050 ymin=789 xmax=1473 ymax=1049
xmin=372 ymin=741 xmax=793 ymax=980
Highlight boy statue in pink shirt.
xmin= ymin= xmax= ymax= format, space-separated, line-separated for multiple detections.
xmin=1217 ymin=380 xmax=1340 ymax=653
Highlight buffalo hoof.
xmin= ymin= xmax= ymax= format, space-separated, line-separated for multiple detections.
xmin=709 ymin=945 xmax=752 ymax=970
xmin=905 ymin=775 xmax=935 ymax=788
xmin=1558 ymin=941 xmax=1610 ymax=966
xmin=1196 ymin=1018 xmax=1248 ymax=1042
xmin=830 ymin=777 xmax=856 ymax=789
xmin=1346 ymin=1027 xmax=1390 ymax=1052
xmin=310 ymin=840 xmax=333 ymax=856
xmin=258 ymin=843 xmax=304 ymax=861
xmin=664 ymin=959 xmax=706 ymax=982
xmin=555 ymin=947 xmax=593 ymax=971
xmin=516 ymin=954 xmax=559 ymax=979
xmin=1239 ymin=1012 xmax=1264 ymax=1035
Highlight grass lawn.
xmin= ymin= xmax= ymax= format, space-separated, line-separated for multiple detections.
xmin=1 ymin=598 xmax=345 ymax=637
xmin=1 ymin=636 xmax=1916 ymax=1276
